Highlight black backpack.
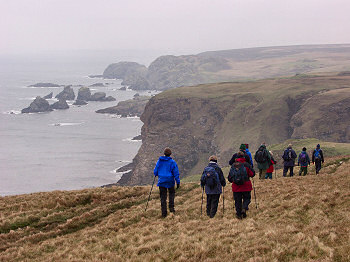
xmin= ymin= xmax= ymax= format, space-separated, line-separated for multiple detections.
xmin=283 ymin=149 xmax=292 ymax=161
xmin=228 ymin=162 xmax=248 ymax=185
xmin=255 ymin=149 xmax=267 ymax=163
xmin=203 ymin=166 xmax=218 ymax=189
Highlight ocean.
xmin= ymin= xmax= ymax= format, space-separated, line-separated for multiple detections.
xmin=0 ymin=50 xmax=159 ymax=196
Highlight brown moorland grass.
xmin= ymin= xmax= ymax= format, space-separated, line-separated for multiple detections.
xmin=0 ymin=156 xmax=349 ymax=261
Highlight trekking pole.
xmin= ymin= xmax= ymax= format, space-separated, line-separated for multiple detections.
xmin=274 ymin=165 xmax=277 ymax=179
xmin=223 ymin=186 xmax=225 ymax=216
xmin=252 ymin=178 xmax=258 ymax=209
xmin=144 ymin=176 xmax=156 ymax=212
xmin=201 ymin=187 xmax=204 ymax=216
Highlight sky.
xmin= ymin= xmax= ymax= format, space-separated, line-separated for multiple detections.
xmin=1 ymin=0 xmax=350 ymax=56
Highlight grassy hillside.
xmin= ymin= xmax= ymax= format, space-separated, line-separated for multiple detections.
xmin=1 ymin=156 xmax=350 ymax=261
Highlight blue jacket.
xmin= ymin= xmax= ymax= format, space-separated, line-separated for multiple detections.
xmin=200 ymin=162 xmax=226 ymax=194
xmin=154 ymin=156 xmax=180 ymax=188
xmin=245 ymin=148 xmax=254 ymax=168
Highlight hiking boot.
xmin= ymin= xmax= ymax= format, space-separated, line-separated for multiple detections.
xmin=236 ymin=214 xmax=242 ymax=220
xmin=241 ymin=210 xmax=247 ymax=218
xmin=170 ymin=208 xmax=175 ymax=214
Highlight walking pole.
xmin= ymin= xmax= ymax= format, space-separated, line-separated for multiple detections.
xmin=144 ymin=176 xmax=156 ymax=212
xmin=222 ymin=186 xmax=225 ymax=216
xmin=274 ymin=165 xmax=277 ymax=179
xmin=201 ymin=187 xmax=204 ymax=216
xmin=252 ymin=178 xmax=258 ymax=209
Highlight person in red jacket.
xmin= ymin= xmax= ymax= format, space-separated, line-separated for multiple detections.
xmin=265 ymin=151 xmax=276 ymax=179
xmin=228 ymin=152 xmax=255 ymax=219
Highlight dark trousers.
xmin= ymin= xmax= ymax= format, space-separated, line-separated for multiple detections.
xmin=159 ymin=186 xmax=175 ymax=217
xmin=283 ymin=166 xmax=294 ymax=177
xmin=206 ymin=194 xmax=220 ymax=218
xmin=299 ymin=166 xmax=308 ymax=176
xmin=233 ymin=191 xmax=251 ymax=216
xmin=315 ymin=159 xmax=322 ymax=174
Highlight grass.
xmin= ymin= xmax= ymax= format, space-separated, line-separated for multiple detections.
xmin=0 ymin=156 xmax=350 ymax=261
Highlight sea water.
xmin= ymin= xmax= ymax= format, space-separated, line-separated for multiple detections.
xmin=0 ymin=51 xmax=157 ymax=196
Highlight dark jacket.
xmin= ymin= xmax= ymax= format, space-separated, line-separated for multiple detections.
xmin=200 ymin=162 xmax=226 ymax=194
xmin=298 ymin=151 xmax=311 ymax=167
xmin=282 ymin=147 xmax=297 ymax=167
xmin=229 ymin=150 xmax=251 ymax=166
xmin=154 ymin=156 xmax=180 ymax=188
xmin=254 ymin=145 xmax=271 ymax=170
xmin=228 ymin=157 xmax=255 ymax=192
xmin=312 ymin=149 xmax=324 ymax=163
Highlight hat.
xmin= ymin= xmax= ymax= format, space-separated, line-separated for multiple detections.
xmin=316 ymin=144 xmax=320 ymax=149
xmin=164 ymin=147 xmax=172 ymax=156
xmin=240 ymin=144 xmax=246 ymax=150
xmin=209 ymin=155 xmax=217 ymax=162
xmin=302 ymin=147 xmax=306 ymax=151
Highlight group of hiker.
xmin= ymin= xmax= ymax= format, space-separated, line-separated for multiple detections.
xmin=152 ymin=143 xmax=325 ymax=219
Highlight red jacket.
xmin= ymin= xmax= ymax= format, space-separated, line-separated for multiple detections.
xmin=266 ymin=159 xmax=276 ymax=173
xmin=231 ymin=157 xmax=255 ymax=192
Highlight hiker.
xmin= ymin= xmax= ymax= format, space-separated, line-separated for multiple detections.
xmin=254 ymin=144 xmax=271 ymax=179
xmin=282 ymin=144 xmax=297 ymax=177
xmin=229 ymin=144 xmax=251 ymax=166
xmin=228 ymin=151 xmax=255 ymax=219
xmin=298 ymin=147 xmax=311 ymax=176
xmin=245 ymin=144 xmax=254 ymax=168
xmin=265 ymin=151 xmax=276 ymax=179
xmin=312 ymin=144 xmax=324 ymax=174
xmin=153 ymin=147 xmax=180 ymax=218
xmin=200 ymin=155 xmax=226 ymax=218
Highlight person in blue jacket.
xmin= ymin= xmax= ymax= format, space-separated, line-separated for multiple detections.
xmin=154 ymin=147 xmax=180 ymax=217
xmin=245 ymin=144 xmax=254 ymax=168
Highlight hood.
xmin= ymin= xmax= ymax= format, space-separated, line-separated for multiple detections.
xmin=259 ymin=145 xmax=266 ymax=150
xmin=159 ymin=156 xmax=172 ymax=161
xmin=245 ymin=148 xmax=250 ymax=153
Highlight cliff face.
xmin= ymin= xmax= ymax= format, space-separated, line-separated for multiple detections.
xmin=118 ymin=74 xmax=350 ymax=185
xmin=103 ymin=44 xmax=350 ymax=91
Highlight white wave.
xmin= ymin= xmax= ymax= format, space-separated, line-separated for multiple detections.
xmin=111 ymin=169 xmax=132 ymax=180
xmin=49 ymin=122 xmax=84 ymax=127
xmin=122 ymin=138 xmax=142 ymax=142
xmin=3 ymin=110 xmax=21 ymax=115
xmin=19 ymin=97 xmax=36 ymax=101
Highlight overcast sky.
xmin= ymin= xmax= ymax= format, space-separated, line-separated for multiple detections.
xmin=1 ymin=0 xmax=350 ymax=55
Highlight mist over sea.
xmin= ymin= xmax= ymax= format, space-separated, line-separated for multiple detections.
xmin=0 ymin=50 xmax=159 ymax=196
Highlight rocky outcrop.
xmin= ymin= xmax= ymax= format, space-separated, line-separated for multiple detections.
xmin=28 ymin=83 xmax=60 ymax=87
xmin=43 ymin=92 xmax=53 ymax=99
xmin=89 ymin=92 xmax=116 ymax=102
xmin=89 ymin=83 xmax=105 ymax=87
xmin=55 ymin=86 xmax=75 ymax=100
xmin=77 ymin=87 xmax=91 ymax=101
xmin=21 ymin=96 xmax=53 ymax=113
xmin=117 ymin=74 xmax=350 ymax=186
xmin=50 ymin=99 xmax=69 ymax=110
xmin=73 ymin=100 xmax=88 ymax=106
xmin=96 ymin=96 xmax=150 ymax=117
xmin=103 ymin=62 xmax=149 ymax=90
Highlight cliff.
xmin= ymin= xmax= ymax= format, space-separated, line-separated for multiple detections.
xmin=102 ymin=44 xmax=350 ymax=91
xmin=119 ymin=74 xmax=350 ymax=185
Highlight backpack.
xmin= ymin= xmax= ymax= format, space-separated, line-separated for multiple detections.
xmin=314 ymin=149 xmax=321 ymax=160
xmin=228 ymin=162 xmax=248 ymax=185
xmin=203 ymin=166 xmax=218 ymax=189
xmin=299 ymin=152 xmax=307 ymax=162
xmin=255 ymin=149 xmax=267 ymax=163
xmin=283 ymin=149 xmax=292 ymax=161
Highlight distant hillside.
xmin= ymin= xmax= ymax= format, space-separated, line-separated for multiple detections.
xmin=102 ymin=44 xmax=350 ymax=90
xmin=1 ymin=156 xmax=349 ymax=261
xmin=118 ymin=73 xmax=350 ymax=185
